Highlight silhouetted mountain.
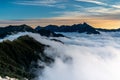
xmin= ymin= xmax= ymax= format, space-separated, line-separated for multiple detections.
xmin=35 ymin=26 xmax=43 ymax=31
xmin=0 ymin=24 xmax=35 ymax=38
xmin=37 ymin=29 xmax=64 ymax=37
xmin=35 ymin=22 xmax=100 ymax=34
xmin=0 ymin=24 xmax=64 ymax=38
xmin=0 ymin=35 xmax=54 ymax=79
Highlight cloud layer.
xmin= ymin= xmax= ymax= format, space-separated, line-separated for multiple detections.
xmin=28 ymin=32 xmax=120 ymax=80
xmin=2 ymin=31 xmax=120 ymax=80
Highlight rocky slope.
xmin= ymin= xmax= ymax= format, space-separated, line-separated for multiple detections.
xmin=0 ymin=35 xmax=54 ymax=80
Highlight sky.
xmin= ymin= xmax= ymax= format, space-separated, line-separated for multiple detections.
xmin=0 ymin=0 xmax=120 ymax=29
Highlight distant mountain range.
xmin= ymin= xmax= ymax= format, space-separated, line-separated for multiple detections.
xmin=35 ymin=22 xmax=100 ymax=34
xmin=0 ymin=23 xmax=120 ymax=39
xmin=36 ymin=22 xmax=120 ymax=33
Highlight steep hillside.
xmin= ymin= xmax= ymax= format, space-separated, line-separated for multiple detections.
xmin=0 ymin=35 xmax=54 ymax=79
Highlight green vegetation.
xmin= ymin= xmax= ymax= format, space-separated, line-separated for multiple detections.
xmin=0 ymin=35 xmax=54 ymax=79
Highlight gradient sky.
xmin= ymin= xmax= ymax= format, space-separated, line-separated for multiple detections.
xmin=0 ymin=0 xmax=120 ymax=29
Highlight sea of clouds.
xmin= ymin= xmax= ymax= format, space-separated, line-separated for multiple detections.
xmin=32 ymin=32 xmax=120 ymax=80
xmin=1 ymin=32 xmax=120 ymax=80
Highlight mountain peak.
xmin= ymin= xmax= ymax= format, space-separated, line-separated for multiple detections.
xmin=83 ymin=22 xmax=88 ymax=25
xmin=83 ymin=22 xmax=90 ymax=26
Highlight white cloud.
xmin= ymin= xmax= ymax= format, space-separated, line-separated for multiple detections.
xmin=52 ymin=11 xmax=89 ymax=19
xmin=28 ymin=32 xmax=120 ymax=80
xmin=2 ymin=28 xmax=120 ymax=80
xmin=85 ymin=7 xmax=120 ymax=14
xmin=75 ymin=0 xmax=107 ymax=6
xmin=112 ymin=5 xmax=120 ymax=9
xmin=16 ymin=0 xmax=57 ymax=6
xmin=14 ymin=0 xmax=66 ymax=8
xmin=51 ymin=1 xmax=120 ymax=20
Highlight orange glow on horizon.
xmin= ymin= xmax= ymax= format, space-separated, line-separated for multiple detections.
xmin=29 ymin=19 xmax=120 ymax=29
xmin=0 ymin=19 xmax=120 ymax=29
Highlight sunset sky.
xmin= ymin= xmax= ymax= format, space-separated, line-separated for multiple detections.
xmin=0 ymin=0 xmax=120 ymax=29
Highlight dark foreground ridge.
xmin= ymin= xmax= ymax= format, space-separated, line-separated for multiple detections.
xmin=35 ymin=22 xmax=100 ymax=34
xmin=0 ymin=35 xmax=54 ymax=79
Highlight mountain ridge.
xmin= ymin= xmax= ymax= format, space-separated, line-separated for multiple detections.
xmin=35 ymin=22 xmax=100 ymax=34
xmin=0 ymin=24 xmax=64 ymax=38
xmin=1 ymin=22 xmax=120 ymax=39
xmin=0 ymin=35 xmax=54 ymax=79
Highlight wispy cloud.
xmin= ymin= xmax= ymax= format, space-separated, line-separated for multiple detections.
xmin=75 ymin=0 xmax=107 ymax=6
xmin=14 ymin=0 xmax=66 ymax=8
xmin=52 ymin=5 xmax=120 ymax=20
xmin=112 ymin=5 xmax=120 ymax=9
xmin=50 ymin=0 xmax=120 ymax=20
xmin=75 ymin=0 xmax=120 ymax=9
xmin=15 ymin=0 xmax=57 ymax=6
xmin=52 ymin=11 xmax=89 ymax=19
xmin=10 ymin=0 xmax=120 ymax=27
xmin=85 ymin=7 xmax=120 ymax=14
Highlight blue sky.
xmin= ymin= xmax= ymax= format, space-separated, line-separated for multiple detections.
xmin=0 ymin=0 xmax=120 ymax=28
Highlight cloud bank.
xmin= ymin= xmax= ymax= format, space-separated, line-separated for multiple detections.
xmin=29 ymin=32 xmax=120 ymax=80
